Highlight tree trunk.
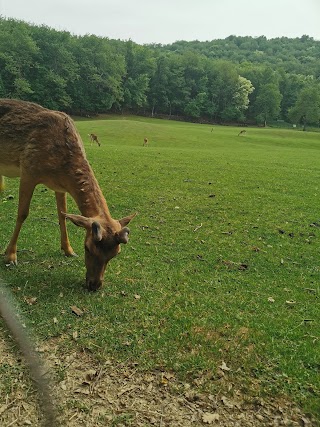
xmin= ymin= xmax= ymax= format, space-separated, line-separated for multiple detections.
xmin=303 ymin=116 xmax=307 ymax=131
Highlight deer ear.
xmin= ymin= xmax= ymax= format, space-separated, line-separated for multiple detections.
xmin=64 ymin=213 xmax=103 ymax=242
xmin=116 ymin=227 xmax=130 ymax=244
xmin=92 ymin=221 xmax=103 ymax=242
xmin=63 ymin=213 xmax=92 ymax=229
xmin=119 ymin=213 xmax=137 ymax=227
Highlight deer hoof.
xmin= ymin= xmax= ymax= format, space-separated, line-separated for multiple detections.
xmin=65 ymin=251 xmax=78 ymax=257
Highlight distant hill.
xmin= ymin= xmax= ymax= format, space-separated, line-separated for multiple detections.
xmin=148 ymin=35 xmax=320 ymax=76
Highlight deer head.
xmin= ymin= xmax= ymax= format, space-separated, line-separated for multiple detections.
xmin=64 ymin=212 xmax=136 ymax=291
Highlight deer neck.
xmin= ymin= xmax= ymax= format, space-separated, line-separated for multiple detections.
xmin=68 ymin=162 xmax=111 ymax=221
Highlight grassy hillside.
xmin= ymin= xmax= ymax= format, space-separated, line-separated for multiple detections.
xmin=1 ymin=117 xmax=319 ymax=420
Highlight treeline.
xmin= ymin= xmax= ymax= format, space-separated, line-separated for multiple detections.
xmin=0 ymin=17 xmax=320 ymax=127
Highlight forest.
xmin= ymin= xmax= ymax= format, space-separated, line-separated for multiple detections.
xmin=0 ymin=17 xmax=320 ymax=127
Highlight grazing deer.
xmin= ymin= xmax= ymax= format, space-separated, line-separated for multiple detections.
xmin=88 ymin=133 xmax=100 ymax=146
xmin=0 ymin=99 xmax=135 ymax=291
xmin=143 ymin=137 xmax=148 ymax=146
xmin=238 ymin=130 xmax=247 ymax=136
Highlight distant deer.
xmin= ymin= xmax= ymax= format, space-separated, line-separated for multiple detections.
xmin=0 ymin=99 xmax=135 ymax=291
xmin=88 ymin=133 xmax=100 ymax=146
xmin=143 ymin=137 xmax=148 ymax=146
xmin=238 ymin=130 xmax=247 ymax=136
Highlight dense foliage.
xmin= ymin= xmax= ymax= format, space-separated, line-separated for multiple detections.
xmin=1 ymin=18 xmax=320 ymax=126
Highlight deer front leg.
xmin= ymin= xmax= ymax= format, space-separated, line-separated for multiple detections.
xmin=55 ymin=192 xmax=76 ymax=257
xmin=5 ymin=177 xmax=36 ymax=265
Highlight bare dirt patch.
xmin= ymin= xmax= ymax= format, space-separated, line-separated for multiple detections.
xmin=0 ymin=333 xmax=316 ymax=427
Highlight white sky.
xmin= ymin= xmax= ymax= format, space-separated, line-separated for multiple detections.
xmin=0 ymin=0 xmax=319 ymax=45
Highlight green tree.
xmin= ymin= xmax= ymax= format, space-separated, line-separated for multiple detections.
xmin=121 ymin=41 xmax=154 ymax=112
xmin=221 ymin=75 xmax=254 ymax=121
xmin=206 ymin=60 xmax=248 ymax=121
xmin=253 ymin=83 xmax=282 ymax=126
xmin=69 ymin=35 xmax=125 ymax=114
xmin=174 ymin=51 xmax=210 ymax=118
xmin=288 ymin=85 xmax=320 ymax=130
xmin=0 ymin=18 xmax=38 ymax=99
xmin=148 ymin=54 xmax=170 ymax=116
xmin=166 ymin=55 xmax=190 ymax=116
xmin=28 ymin=25 xmax=78 ymax=110
xmin=233 ymin=75 xmax=254 ymax=120
xmin=238 ymin=65 xmax=281 ymax=121
xmin=279 ymin=72 xmax=314 ymax=121
xmin=184 ymin=92 xmax=207 ymax=118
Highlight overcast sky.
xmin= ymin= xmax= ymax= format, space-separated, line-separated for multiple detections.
xmin=0 ymin=0 xmax=319 ymax=45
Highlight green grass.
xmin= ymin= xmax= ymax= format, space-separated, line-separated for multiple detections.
xmin=1 ymin=117 xmax=319 ymax=419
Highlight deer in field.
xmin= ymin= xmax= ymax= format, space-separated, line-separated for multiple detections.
xmin=143 ymin=137 xmax=148 ymax=146
xmin=88 ymin=133 xmax=100 ymax=146
xmin=0 ymin=99 xmax=135 ymax=291
xmin=238 ymin=130 xmax=247 ymax=136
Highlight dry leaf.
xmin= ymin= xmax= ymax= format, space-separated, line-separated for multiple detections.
xmin=0 ymin=403 xmax=12 ymax=415
xmin=74 ymin=387 xmax=90 ymax=395
xmin=71 ymin=305 xmax=84 ymax=316
xmin=286 ymin=300 xmax=296 ymax=306
xmin=221 ymin=395 xmax=234 ymax=408
xmin=160 ymin=373 xmax=172 ymax=385
xmin=219 ymin=361 xmax=231 ymax=371
xmin=117 ymin=385 xmax=138 ymax=397
xmin=238 ymin=326 xmax=249 ymax=335
xmin=84 ymin=369 xmax=98 ymax=382
xmin=301 ymin=416 xmax=311 ymax=426
xmin=268 ymin=297 xmax=275 ymax=303
xmin=24 ymin=296 xmax=37 ymax=305
xmin=163 ymin=372 xmax=175 ymax=379
xmin=202 ymin=412 xmax=220 ymax=423
xmin=134 ymin=294 xmax=141 ymax=300
xmin=53 ymin=317 xmax=58 ymax=324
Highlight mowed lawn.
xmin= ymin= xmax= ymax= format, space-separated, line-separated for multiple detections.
xmin=0 ymin=116 xmax=319 ymax=417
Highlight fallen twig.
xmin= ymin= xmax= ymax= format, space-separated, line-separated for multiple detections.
xmin=193 ymin=223 xmax=203 ymax=232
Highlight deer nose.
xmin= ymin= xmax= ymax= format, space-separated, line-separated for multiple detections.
xmin=86 ymin=278 xmax=103 ymax=291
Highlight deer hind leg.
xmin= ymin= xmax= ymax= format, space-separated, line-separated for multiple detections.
xmin=5 ymin=176 xmax=36 ymax=265
xmin=55 ymin=192 xmax=76 ymax=257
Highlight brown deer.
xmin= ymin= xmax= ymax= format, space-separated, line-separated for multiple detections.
xmin=143 ymin=137 xmax=148 ymax=146
xmin=0 ymin=99 xmax=135 ymax=291
xmin=238 ymin=130 xmax=247 ymax=136
xmin=88 ymin=133 xmax=100 ymax=146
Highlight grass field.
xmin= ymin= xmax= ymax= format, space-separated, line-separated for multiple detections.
xmin=0 ymin=116 xmax=319 ymax=422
